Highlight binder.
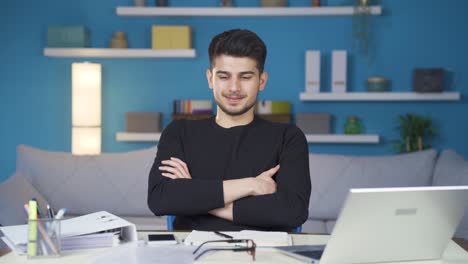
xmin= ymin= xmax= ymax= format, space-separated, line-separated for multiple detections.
xmin=0 ymin=211 xmax=137 ymax=255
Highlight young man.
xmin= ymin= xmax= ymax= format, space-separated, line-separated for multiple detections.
xmin=147 ymin=29 xmax=311 ymax=231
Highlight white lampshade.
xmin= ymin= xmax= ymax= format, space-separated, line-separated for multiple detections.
xmin=72 ymin=127 xmax=101 ymax=155
xmin=71 ymin=62 xmax=102 ymax=155
xmin=72 ymin=62 xmax=102 ymax=126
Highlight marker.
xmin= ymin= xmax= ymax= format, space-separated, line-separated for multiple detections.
xmin=31 ymin=197 xmax=43 ymax=218
xmin=27 ymin=200 xmax=38 ymax=256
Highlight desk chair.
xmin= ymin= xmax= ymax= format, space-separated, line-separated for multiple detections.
xmin=167 ymin=215 xmax=175 ymax=231
xmin=166 ymin=215 xmax=302 ymax=232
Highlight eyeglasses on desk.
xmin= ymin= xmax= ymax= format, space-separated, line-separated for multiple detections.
xmin=193 ymin=239 xmax=256 ymax=261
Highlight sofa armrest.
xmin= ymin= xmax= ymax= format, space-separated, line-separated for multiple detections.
xmin=0 ymin=172 xmax=49 ymax=226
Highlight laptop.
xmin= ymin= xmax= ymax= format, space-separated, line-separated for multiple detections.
xmin=277 ymin=186 xmax=468 ymax=263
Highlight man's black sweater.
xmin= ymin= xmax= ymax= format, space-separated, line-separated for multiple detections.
xmin=147 ymin=115 xmax=311 ymax=231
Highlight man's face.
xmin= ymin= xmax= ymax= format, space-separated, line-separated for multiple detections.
xmin=207 ymin=55 xmax=267 ymax=117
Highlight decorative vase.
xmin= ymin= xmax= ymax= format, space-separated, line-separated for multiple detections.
xmin=344 ymin=116 xmax=363 ymax=134
xmin=261 ymin=0 xmax=287 ymax=7
xmin=156 ymin=0 xmax=168 ymax=6
xmin=110 ymin=32 xmax=128 ymax=49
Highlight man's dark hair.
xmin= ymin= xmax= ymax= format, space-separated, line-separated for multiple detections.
xmin=208 ymin=29 xmax=267 ymax=73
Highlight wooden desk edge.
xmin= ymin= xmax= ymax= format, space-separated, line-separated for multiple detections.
xmin=453 ymin=238 xmax=468 ymax=252
xmin=140 ymin=230 xmax=468 ymax=252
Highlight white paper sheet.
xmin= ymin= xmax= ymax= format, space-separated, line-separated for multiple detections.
xmin=184 ymin=230 xmax=290 ymax=247
xmin=92 ymin=245 xmax=196 ymax=264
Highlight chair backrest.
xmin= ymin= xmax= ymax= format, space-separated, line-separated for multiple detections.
xmin=292 ymin=226 xmax=302 ymax=232
xmin=167 ymin=215 xmax=175 ymax=231
xmin=167 ymin=215 xmax=302 ymax=232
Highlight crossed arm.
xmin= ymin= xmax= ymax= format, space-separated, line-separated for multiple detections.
xmin=158 ymin=157 xmax=280 ymax=221
xmin=147 ymin=121 xmax=310 ymax=228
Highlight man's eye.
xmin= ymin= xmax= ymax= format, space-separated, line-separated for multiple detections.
xmin=218 ymin=76 xmax=228 ymax=80
xmin=241 ymin=76 xmax=252 ymax=80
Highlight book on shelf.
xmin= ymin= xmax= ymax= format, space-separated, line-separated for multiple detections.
xmin=255 ymin=100 xmax=292 ymax=123
xmin=173 ymin=99 xmax=213 ymax=115
xmin=255 ymin=100 xmax=291 ymax=114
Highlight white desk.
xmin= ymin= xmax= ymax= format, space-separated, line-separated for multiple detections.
xmin=1 ymin=232 xmax=467 ymax=263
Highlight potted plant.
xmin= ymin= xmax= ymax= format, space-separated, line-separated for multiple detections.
xmin=393 ymin=114 xmax=436 ymax=153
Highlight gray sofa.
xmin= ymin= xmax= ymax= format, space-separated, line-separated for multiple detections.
xmin=1 ymin=145 xmax=467 ymax=240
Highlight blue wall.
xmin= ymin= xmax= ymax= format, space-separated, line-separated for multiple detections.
xmin=1 ymin=0 xmax=468 ymax=182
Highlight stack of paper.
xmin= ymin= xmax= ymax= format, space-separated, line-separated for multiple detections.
xmin=61 ymin=232 xmax=121 ymax=251
xmin=8 ymin=232 xmax=120 ymax=253
xmin=184 ymin=230 xmax=291 ymax=247
xmin=0 ymin=211 xmax=136 ymax=255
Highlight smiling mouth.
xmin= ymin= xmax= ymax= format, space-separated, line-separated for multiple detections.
xmin=224 ymin=95 xmax=245 ymax=103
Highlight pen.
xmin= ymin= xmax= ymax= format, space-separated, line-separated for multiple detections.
xmin=214 ymin=231 xmax=233 ymax=239
xmin=50 ymin=207 xmax=56 ymax=218
xmin=23 ymin=204 xmax=29 ymax=217
xmin=55 ymin=208 xmax=67 ymax=220
xmin=47 ymin=204 xmax=54 ymax=218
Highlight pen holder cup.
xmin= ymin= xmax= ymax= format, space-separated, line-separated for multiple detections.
xmin=27 ymin=218 xmax=61 ymax=258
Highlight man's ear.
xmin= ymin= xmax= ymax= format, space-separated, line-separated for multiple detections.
xmin=206 ymin=69 xmax=214 ymax=90
xmin=259 ymin=71 xmax=268 ymax=91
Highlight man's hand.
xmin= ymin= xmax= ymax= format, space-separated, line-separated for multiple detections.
xmin=209 ymin=203 xmax=233 ymax=221
xmin=252 ymin=165 xmax=279 ymax=196
xmin=159 ymin=157 xmax=192 ymax=179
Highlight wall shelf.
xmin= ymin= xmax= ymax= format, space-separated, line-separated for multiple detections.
xmin=116 ymin=132 xmax=161 ymax=142
xmin=43 ymin=48 xmax=196 ymax=58
xmin=116 ymin=132 xmax=379 ymax=144
xmin=116 ymin=6 xmax=382 ymax=17
xmin=306 ymin=134 xmax=379 ymax=144
xmin=299 ymin=92 xmax=461 ymax=101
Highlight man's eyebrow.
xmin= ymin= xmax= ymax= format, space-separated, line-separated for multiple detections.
xmin=215 ymin=70 xmax=256 ymax=75
xmin=215 ymin=70 xmax=230 ymax=75
xmin=239 ymin=71 xmax=256 ymax=75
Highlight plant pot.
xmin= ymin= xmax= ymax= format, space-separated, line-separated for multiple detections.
xmin=367 ymin=77 xmax=389 ymax=92
xmin=344 ymin=116 xmax=363 ymax=134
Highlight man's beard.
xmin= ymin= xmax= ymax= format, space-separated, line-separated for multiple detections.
xmin=215 ymin=95 xmax=257 ymax=116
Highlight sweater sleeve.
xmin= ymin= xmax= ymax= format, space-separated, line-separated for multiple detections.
xmin=147 ymin=120 xmax=225 ymax=216
xmin=232 ymin=125 xmax=311 ymax=228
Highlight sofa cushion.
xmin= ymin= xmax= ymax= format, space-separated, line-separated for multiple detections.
xmin=308 ymin=149 xmax=437 ymax=219
xmin=16 ymin=144 xmax=157 ymax=217
xmin=301 ymin=219 xmax=327 ymax=234
xmin=325 ymin=220 xmax=336 ymax=234
xmin=433 ymin=150 xmax=468 ymax=240
xmin=0 ymin=173 xmax=49 ymax=225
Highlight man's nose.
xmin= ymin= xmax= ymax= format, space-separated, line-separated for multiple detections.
xmin=228 ymin=78 xmax=241 ymax=92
